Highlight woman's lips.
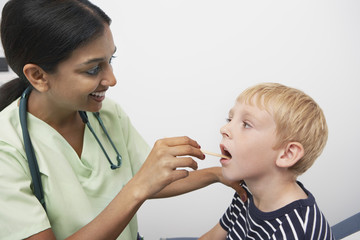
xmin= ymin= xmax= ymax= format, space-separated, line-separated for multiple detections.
xmin=90 ymin=90 xmax=106 ymax=102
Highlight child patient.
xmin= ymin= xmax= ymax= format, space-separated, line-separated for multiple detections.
xmin=200 ymin=83 xmax=334 ymax=239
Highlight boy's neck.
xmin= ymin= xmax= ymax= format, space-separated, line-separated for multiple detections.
xmin=247 ymin=178 xmax=307 ymax=212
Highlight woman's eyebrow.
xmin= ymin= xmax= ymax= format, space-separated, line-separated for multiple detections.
xmin=82 ymin=57 xmax=105 ymax=66
xmin=79 ymin=47 xmax=117 ymax=66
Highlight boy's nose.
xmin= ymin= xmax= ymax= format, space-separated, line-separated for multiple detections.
xmin=220 ymin=124 xmax=231 ymax=138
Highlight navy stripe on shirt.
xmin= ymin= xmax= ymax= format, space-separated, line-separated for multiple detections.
xmin=220 ymin=182 xmax=334 ymax=240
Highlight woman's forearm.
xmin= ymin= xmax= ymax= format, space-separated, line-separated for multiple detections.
xmin=68 ymin=178 xmax=146 ymax=240
xmin=26 ymin=177 xmax=147 ymax=240
xmin=151 ymin=167 xmax=221 ymax=198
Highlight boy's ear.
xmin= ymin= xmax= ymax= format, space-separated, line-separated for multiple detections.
xmin=23 ymin=63 xmax=50 ymax=92
xmin=276 ymin=142 xmax=304 ymax=168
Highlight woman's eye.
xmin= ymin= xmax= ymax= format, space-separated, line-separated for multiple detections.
xmin=109 ymin=55 xmax=117 ymax=64
xmin=86 ymin=65 xmax=101 ymax=76
xmin=86 ymin=55 xmax=116 ymax=75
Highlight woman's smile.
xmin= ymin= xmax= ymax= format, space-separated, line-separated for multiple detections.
xmin=90 ymin=90 xmax=107 ymax=102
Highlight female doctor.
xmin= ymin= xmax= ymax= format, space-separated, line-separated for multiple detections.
xmin=0 ymin=0 xmax=246 ymax=239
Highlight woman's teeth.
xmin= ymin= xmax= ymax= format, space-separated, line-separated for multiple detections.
xmin=90 ymin=91 xmax=105 ymax=97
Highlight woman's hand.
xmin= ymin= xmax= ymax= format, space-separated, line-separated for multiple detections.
xmin=132 ymin=136 xmax=205 ymax=200
xmin=216 ymin=168 xmax=248 ymax=202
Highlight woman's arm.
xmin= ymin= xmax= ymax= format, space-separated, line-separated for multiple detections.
xmin=27 ymin=179 xmax=145 ymax=240
xmin=26 ymin=136 xmax=204 ymax=240
xmin=151 ymin=167 xmax=247 ymax=201
xmin=150 ymin=167 xmax=220 ymax=198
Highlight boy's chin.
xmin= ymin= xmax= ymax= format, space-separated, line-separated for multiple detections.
xmin=222 ymin=168 xmax=242 ymax=182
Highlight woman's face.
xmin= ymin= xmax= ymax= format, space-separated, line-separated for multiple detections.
xmin=44 ymin=25 xmax=117 ymax=113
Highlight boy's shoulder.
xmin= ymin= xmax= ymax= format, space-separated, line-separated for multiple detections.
xmin=223 ymin=182 xmax=334 ymax=239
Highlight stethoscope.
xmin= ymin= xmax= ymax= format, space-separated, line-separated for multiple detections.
xmin=19 ymin=87 xmax=122 ymax=210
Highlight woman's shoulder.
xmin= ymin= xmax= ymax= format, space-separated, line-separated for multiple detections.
xmin=0 ymin=100 xmax=22 ymax=142
xmin=0 ymin=98 xmax=19 ymax=120
xmin=0 ymin=99 xmax=27 ymax=167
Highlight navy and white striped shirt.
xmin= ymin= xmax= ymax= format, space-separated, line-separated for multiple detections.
xmin=220 ymin=182 xmax=334 ymax=240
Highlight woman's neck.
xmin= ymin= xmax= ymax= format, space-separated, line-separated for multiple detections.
xmin=27 ymin=90 xmax=80 ymax=126
xmin=27 ymin=90 xmax=85 ymax=158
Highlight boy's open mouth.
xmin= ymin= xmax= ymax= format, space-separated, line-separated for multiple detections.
xmin=221 ymin=146 xmax=232 ymax=159
xmin=223 ymin=150 xmax=232 ymax=159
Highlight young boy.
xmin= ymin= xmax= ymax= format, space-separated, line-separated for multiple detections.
xmin=200 ymin=83 xmax=334 ymax=239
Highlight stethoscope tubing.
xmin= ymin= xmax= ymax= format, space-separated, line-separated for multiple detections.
xmin=19 ymin=87 xmax=46 ymax=210
xmin=19 ymin=87 xmax=122 ymax=210
xmin=78 ymin=111 xmax=122 ymax=169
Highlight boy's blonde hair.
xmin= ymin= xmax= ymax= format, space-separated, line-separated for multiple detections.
xmin=237 ymin=82 xmax=328 ymax=176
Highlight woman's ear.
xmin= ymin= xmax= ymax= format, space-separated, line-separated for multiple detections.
xmin=23 ymin=63 xmax=49 ymax=92
xmin=276 ymin=142 xmax=304 ymax=168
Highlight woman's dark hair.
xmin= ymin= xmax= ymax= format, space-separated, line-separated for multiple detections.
xmin=0 ymin=0 xmax=111 ymax=111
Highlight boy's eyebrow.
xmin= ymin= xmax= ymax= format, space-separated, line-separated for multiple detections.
xmin=228 ymin=109 xmax=234 ymax=117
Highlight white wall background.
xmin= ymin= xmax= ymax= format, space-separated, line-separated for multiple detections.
xmin=1 ymin=1 xmax=360 ymax=239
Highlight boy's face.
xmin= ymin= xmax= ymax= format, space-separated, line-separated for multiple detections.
xmin=220 ymin=100 xmax=282 ymax=182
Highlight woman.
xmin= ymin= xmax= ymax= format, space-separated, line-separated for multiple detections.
xmin=0 ymin=0 xmax=245 ymax=239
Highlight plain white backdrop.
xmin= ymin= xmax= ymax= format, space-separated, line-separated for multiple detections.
xmin=1 ymin=1 xmax=360 ymax=239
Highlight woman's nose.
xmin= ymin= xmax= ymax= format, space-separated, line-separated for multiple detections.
xmin=101 ymin=66 xmax=117 ymax=87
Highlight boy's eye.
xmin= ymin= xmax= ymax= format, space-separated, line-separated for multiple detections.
xmin=86 ymin=65 xmax=102 ymax=76
xmin=242 ymin=121 xmax=251 ymax=128
xmin=226 ymin=118 xmax=232 ymax=123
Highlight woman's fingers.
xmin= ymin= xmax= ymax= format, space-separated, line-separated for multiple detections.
xmin=158 ymin=136 xmax=201 ymax=148
xmin=135 ymin=136 xmax=204 ymax=198
xmin=170 ymin=156 xmax=198 ymax=171
xmin=151 ymin=137 xmax=205 ymax=163
xmin=169 ymin=169 xmax=191 ymax=182
xmin=230 ymin=181 xmax=248 ymax=202
xmin=168 ymin=145 xmax=205 ymax=160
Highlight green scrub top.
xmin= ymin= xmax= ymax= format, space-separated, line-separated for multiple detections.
xmin=0 ymin=98 xmax=150 ymax=240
